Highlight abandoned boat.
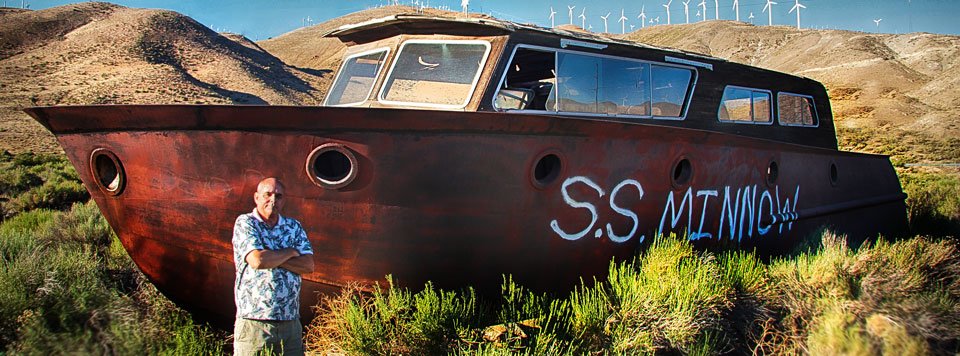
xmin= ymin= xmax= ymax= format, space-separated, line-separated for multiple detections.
xmin=25 ymin=15 xmax=908 ymax=326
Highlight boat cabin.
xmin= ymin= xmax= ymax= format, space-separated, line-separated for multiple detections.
xmin=324 ymin=15 xmax=835 ymax=149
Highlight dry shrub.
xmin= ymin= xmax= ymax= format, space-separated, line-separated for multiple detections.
xmin=806 ymin=302 xmax=874 ymax=356
xmin=304 ymin=278 xmax=480 ymax=355
xmin=763 ymin=233 xmax=960 ymax=354
xmin=853 ymin=237 xmax=960 ymax=351
xmin=864 ymin=314 xmax=928 ymax=355
xmin=604 ymin=235 xmax=734 ymax=353
xmin=304 ymin=282 xmax=372 ymax=355
xmin=306 ymin=233 xmax=960 ymax=354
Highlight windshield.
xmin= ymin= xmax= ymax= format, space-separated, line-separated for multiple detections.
xmin=325 ymin=48 xmax=389 ymax=106
xmin=379 ymin=40 xmax=491 ymax=108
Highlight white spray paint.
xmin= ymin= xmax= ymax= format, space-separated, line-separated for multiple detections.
xmin=550 ymin=175 xmax=801 ymax=244
xmin=550 ymin=176 xmax=603 ymax=241
xmin=608 ymin=179 xmax=644 ymax=243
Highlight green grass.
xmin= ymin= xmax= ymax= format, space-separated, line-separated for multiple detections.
xmin=1 ymin=150 xmax=958 ymax=354
xmin=900 ymin=170 xmax=960 ymax=235
xmin=0 ymin=151 xmax=226 ymax=353
xmin=0 ymin=151 xmax=89 ymax=220
xmin=0 ymin=202 xmax=225 ymax=354
xmin=836 ymin=126 xmax=960 ymax=165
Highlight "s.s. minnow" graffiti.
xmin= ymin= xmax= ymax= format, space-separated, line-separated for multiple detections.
xmin=549 ymin=176 xmax=800 ymax=243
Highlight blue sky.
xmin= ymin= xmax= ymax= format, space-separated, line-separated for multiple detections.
xmin=17 ymin=0 xmax=959 ymax=40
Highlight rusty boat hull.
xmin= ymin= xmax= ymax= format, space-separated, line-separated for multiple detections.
xmin=25 ymin=104 xmax=908 ymax=326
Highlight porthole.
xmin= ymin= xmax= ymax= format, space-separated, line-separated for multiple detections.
xmin=672 ymin=158 xmax=692 ymax=187
xmin=767 ymin=161 xmax=779 ymax=186
xmin=306 ymin=143 xmax=357 ymax=190
xmin=531 ymin=152 xmax=562 ymax=188
xmin=89 ymin=148 xmax=125 ymax=195
xmin=829 ymin=162 xmax=839 ymax=186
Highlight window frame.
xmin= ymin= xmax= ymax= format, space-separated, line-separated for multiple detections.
xmin=376 ymin=39 xmax=492 ymax=109
xmin=716 ymin=85 xmax=774 ymax=125
xmin=324 ymin=47 xmax=392 ymax=107
xmin=492 ymin=46 xmax=557 ymax=111
xmin=492 ymin=44 xmax=698 ymax=121
xmin=777 ymin=91 xmax=820 ymax=128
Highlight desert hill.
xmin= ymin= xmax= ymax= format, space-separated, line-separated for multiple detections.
xmin=617 ymin=21 xmax=960 ymax=161
xmin=0 ymin=2 xmax=328 ymax=153
xmin=1 ymin=3 xmax=957 ymax=163
xmin=258 ymin=5 xmax=485 ymax=71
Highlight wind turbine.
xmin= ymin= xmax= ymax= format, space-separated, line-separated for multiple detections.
xmin=873 ymin=18 xmax=882 ymax=33
xmin=578 ymin=8 xmax=587 ymax=29
xmin=568 ymin=5 xmax=576 ymax=25
xmin=748 ymin=12 xmax=754 ymax=24
xmin=732 ymin=0 xmax=740 ymax=22
xmin=619 ymin=9 xmax=629 ymax=33
xmin=908 ymin=0 xmax=913 ymax=32
xmin=637 ymin=5 xmax=647 ymax=28
xmin=682 ymin=0 xmax=691 ymax=23
xmin=698 ymin=0 xmax=707 ymax=22
xmin=714 ymin=0 xmax=719 ymax=20
xmin=549 ymin=6 xmax=557 ymax=28
xmin=788 ymin=0 xmax=805 ymax=29
xmin=654 ymin=16 xmax=661 ymax=24
xmin=600 ymin=12 xmax=611 ymax=33
xmin=461 ymin=0 xmax=468 ymax=14
xmin=762 ymin=0 xmax=777 ymax=26
xmin=662 ymin=0 xmax=673 ymax=25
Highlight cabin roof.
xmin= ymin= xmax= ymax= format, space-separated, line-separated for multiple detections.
xmin=324 ymin=14 xmax=725 ymax=64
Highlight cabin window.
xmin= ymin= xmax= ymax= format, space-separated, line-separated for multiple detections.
xmin=651 ymin=65 xmax=693 ymax=117
xmin=605 ymin=60 xmax=652 ymax=116
xmin=494 ymin=47 xmax=556 ymax=111
xmin=778 ymin=92 xmax=818 ymax=127
xmin=555 ymin=53 xmax=601 ymax=113
xmin=555 ymin=54 xmax=689 ymax=117
xmin=718 ymin=86 xmax=772 ymax=124
xmin=379 ymin=40 xmax=491 ymax=108
xmin=494 ymin=45 xmax=694 ymax=119
xmin=325 ymin=48 xmax=390 ymax=106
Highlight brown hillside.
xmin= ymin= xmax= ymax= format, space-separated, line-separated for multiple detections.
xmin=0 ymin=2 xmax=328 ymax=153
xmin=221 ymin=32 xmax=270 ymax=54
xmin=258 ymin=5 xmax=487 ymax=71
xmin=2 ymin=4 xmax=957 ymax=163
xmin=619 ymin=21 xmax=960 ymax=147
xmin=0 ymin=2 xmax=119 ymax=60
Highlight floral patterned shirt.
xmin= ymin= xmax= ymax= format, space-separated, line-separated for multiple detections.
xmin=233 ymin=209 xmax=313 ymax=320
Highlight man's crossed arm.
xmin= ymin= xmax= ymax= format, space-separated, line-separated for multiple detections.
xmin=245 ymin=248 xmax=315 ymax=275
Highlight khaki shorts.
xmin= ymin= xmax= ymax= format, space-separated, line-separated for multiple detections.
xmin=234 ymin=318 xmax=304 ymax=356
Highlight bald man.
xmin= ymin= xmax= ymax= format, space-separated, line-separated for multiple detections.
xmin=232 ymin=178 xmax=315 ymax=355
